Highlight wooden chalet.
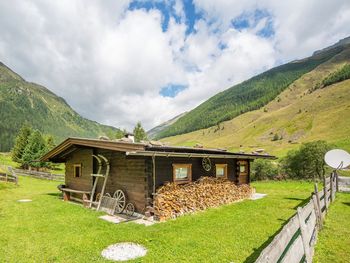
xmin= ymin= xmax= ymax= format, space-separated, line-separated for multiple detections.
xmin=40 ymin=137 xmax=275 ymax=214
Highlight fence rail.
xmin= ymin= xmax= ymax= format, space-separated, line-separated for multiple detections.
xmin=0 ymin=166 xmax=18 ymax=185
xmin=255 ymin=172 xmax=338 ymax=263
xmin=14 ymin=168 xmax=64 ymax=182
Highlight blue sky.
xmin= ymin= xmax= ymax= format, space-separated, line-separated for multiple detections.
xmin=1 ymin=0 xmax=350 ymax=129
xmin=129 ymin=0 xmax=202 ymax=34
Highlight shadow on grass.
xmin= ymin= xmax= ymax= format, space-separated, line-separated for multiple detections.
xmin=46 ymin=193 xmax=62 ymax=198
xmin=342 ymin=202 xmax=350 ymax=207
xmin=243 ymin=197 xmax=308 ymax=263
xmin=284 ymin=197 xmax=310 ymax=210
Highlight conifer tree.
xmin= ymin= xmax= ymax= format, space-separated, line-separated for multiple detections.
xmin=133 ymin=122 xmax=147 ymax=142
xmin=12 ymin=123 xmax=33 ymax=164
xmin=46 ymin=135 xmax=56 ymax=150
xmin=22 ymin=130 xmax=47 ymax=169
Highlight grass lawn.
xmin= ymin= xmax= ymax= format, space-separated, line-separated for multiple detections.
xmin=0 ymin=177 xmax=347 ymax=262
xmin=314 ymin=192 xmax=350 ymax=263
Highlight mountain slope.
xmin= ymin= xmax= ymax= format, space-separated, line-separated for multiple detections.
xmin=147 ymin=112 xmax=187 ymax=139
xmin=0 ymin=62 xmax=121 ymax=151
xmin=155 ymin=45 xmax=346 ymax=139
xmin=161 ymin=44 xmax=350 ymax=157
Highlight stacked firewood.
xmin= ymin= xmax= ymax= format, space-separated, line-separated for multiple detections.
xmin=153 ymin=177 xmax=254 ymax=221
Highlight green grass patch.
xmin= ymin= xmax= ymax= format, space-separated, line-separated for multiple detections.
xmin=0 ymin=177 xmax=317 ymax=262
xmin=314 ymin=192 xmax=350 ymax=263
xmin=0 ymin=152 xmax=19 ymax=168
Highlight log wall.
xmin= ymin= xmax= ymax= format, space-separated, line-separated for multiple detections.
xmin=65 ymin=148 xmax=93 ymax=191
xmin=94 ymin=149 xmax=148 ymax=213
xmin=150 ymin=156 xmax=244 ymax=190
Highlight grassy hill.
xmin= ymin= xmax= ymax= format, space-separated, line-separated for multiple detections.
xmin=161 ymin=46 xmax=350 ymax=157
xmin=0 ymin=62 xmax=122 ymax=151
xmin=155 ymin=45 xmax=345 ymax=139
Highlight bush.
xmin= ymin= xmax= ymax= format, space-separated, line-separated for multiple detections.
xmin=281 ymin=140 xmax=331 ymax=180
xmin=251 ymin=159 xmax=279 ymax=181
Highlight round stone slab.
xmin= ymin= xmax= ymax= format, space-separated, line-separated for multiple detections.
xmin=17 ymin=199 xmax=32 ymax=202
xmin=101 ymin=242 xmax=147 ymax=261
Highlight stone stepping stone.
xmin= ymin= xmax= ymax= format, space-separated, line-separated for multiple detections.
xmin=17 ymin=199 xmax=32 ymax=202
xmin=250 ymin=193 xmax=267 ymax=200
xmin=101 ymin=242 xmax=147 ymax=261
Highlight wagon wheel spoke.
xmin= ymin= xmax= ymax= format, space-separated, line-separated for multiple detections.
xmin=125 ymin=203 xmax=135 ymax=217
xmin=113 ymin=190 xmax=126 ymax=214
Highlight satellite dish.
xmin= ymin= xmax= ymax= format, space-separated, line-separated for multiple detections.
xmin=324 ymin=149 xmax=350 ymax=170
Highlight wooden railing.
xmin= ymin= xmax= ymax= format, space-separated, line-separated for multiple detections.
xmin=255 ymin=173 xmax=338 ymax=263
xmin=14 ymin=168 xmax=64 ymax=182
xmin=0 ymin=166 xmax=18 ymax=185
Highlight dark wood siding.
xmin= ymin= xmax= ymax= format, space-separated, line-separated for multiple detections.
xmin=94 ymin=149 xmax=148 ymax=213
xmin=65 ymin=148 xmax=93 ymax=191
xmin=150 ymin=156 xmax=239 ymax=190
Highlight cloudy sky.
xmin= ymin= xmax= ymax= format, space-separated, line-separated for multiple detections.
xmin=1 ymin=0 xmax=350 ymax=131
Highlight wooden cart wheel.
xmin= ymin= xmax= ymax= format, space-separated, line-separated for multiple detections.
xmin=113 ymin=190 xmax=126 ymax=214
xmin=125 ymin=203 xmax=135 ymax=217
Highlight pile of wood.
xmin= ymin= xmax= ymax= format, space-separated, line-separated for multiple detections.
xmin=153 ymin=177 xmax=253 ymax=221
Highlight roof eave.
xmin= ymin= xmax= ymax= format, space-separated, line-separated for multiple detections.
xmin=126 ymin=151 xmax=276 ymax=160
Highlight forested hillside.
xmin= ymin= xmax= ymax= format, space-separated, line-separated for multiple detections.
xmin=162 ymin=45 xmax=350 ymax=157
xmin=0 ymin=62 xmax=122 ymax=151
xmin=155 ymin=46 xmax=345 ymax=139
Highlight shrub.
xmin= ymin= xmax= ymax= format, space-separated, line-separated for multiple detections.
xmin=272 ymin=133 xmax=279 ymax=141
xmin=251 ymin=159 xmax=279 ymax=181
xmin=281 ymin=140 xmax=331 ymax=180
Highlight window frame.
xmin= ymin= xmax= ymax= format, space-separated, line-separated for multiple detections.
xmin=73 ymin=164 xmax=82 ymax=178
xmin=172 ymin=164 xmax=192 ymax=184
xmin=215 ymin=164 xmax=228 ymax=179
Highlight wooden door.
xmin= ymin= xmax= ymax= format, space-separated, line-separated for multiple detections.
xmin=238 ymin=160 xmax=249 ymax=184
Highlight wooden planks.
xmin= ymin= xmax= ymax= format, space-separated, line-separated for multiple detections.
xmin=280 ymin=235 xmax=304 ymax=263
xmin=255 ymin=173 xmax=338 ymax=263
xmin=256 ymin=215 xmax=299 ymax=263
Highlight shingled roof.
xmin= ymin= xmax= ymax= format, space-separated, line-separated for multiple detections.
xmin=40 ymin=137 xmax=276 ymax=162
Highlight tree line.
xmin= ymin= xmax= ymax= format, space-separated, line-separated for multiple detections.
xmin=251 ymin=140 xmax=332 ymax=181
xmin=11 ymin=121 xmax=148 ymax=170
xmin=311 ymin=63 xmax=350 ymax=92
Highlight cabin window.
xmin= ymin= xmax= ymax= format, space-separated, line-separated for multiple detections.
xmin=173 ymin=164 xmax=192 ymax=184
xmin=74 ymin=164 xmax=82 ymax=178
xmin=216 ymin=164 xmax=228 ymax=179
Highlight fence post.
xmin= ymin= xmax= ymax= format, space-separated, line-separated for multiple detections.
xmin=312 ymin=193 xmax=321 ymax=229
xmin=323 ymin=176 xmax=328 ymax=214
xmin=330 ymin=173 xmax=334 ymax=203
xmin=314 ymin=184 xmax=323 ymax=226
xmin=297 ymin=207 xmax=312 ymax=262
xmin=335 ymin=171 xmax=339 ymax=192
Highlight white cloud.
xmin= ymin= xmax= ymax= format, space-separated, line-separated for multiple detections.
xmin=0 ymin=0 xmax=350 ymax=132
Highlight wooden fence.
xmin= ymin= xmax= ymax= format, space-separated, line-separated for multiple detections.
xmin=0 ymin=166 xmax=18 ymax=185
xmin=14 ymin=168 xmax=64 ymax=182
xmin=255 ymin=173 xmax=338 ymax=263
